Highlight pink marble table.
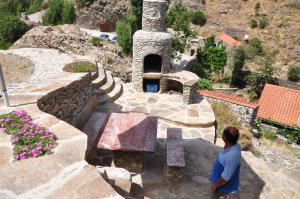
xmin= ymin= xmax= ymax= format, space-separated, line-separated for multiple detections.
xmin=97 ymin=112 xmax=158 ymax=152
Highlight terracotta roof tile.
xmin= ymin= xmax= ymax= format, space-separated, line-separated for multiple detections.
xmin=257 ymin=84 xmax=300 ymax=127
xmin=198 ymin=90 xmax=258 ymax=109
xmin=217 ymin=33 xmax=242 ymax=47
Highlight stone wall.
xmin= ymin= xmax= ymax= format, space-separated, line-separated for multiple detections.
xmin=37 ymin=73 xmax=94 ymax=127
xmin=203 ymin=96 xmax=257 ymax=125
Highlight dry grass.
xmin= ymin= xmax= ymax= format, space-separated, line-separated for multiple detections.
xmin=0 ymin=54 xmax=33 ymax=85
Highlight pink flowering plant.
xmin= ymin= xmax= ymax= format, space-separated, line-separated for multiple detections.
xmin=0 ymin=110 xmax=57 ymax=160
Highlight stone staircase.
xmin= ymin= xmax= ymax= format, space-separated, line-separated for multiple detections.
xmin=92 ymin=66 xmax=123 ymax=105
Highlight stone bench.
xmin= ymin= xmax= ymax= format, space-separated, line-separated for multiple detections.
xmin=166 ymin=128 xmax=185 ymax=181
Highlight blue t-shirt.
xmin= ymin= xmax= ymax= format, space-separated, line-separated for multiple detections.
xmin=210 ymin=144 xmax=241 ymax=194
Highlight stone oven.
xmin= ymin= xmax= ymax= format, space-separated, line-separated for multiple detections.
xmin=132 ymin=0 xmax=199 ymax=103
xmin=132 ymin=0 xmax=172 ymax=93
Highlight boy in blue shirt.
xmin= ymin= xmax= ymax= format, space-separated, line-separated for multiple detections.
xmin=210 ymin=127 xmax=241 ymax=199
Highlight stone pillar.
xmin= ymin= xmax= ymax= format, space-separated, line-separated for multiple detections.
xmin=142 ymin=0 xmax=167 ymax=32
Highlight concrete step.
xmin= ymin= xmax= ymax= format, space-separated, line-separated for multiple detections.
xmin=92 ymin=66 xmax=107 ymax=88
xmin=93 ymin=71 xmax=115 ymax=95
xmin=97 ymin=78 xmax=123 ymax=105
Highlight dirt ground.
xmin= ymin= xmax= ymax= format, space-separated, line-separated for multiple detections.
xmin=0 ymin=54 xmax=34 ymax=85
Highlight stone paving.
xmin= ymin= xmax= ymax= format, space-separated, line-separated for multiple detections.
xmin=97 ymin=83 xmax=215 ymax=127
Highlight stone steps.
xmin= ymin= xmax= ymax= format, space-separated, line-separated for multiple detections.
xmin=92 ymin=66 xmax=107 ymax=88
xmin=93 ymin=71 xmax=115 ymax=95
xmin=97 ymin=78 xmax=123 ymax=105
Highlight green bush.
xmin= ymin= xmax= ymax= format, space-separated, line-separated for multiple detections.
xmin=190 ymin=11 xmax=206 ymax=26
xmin=89 ymin=37 xmax=102 ymax=47
xmin=116 ymin=20 xmax=133 ymax=55
xmin=61 ymin=1 xmax=76 ymax=24
xmin=172 ymin=35 xmax=186 ymax=54
xmin=42 ymin=0 xmax=63 ymax=25
xmin=197 ymin=78 xmax=213 ymax=90
xmin=0 ymin=12 xmax=28 ymax=44
xmin=28 ymin=0 xmax=43 ymax=14
xmin=196 ymin=37 xmax=227 ymax=76
xmin=262 ymin=130 xmax=277 ymax=141
xmin=231 ymin=47 xmax=246 ymax=87
xmin=287 ymin=66 xmax=300 ymax=82
xmin=0 ymin=37 xmax=12 ymax=49
xmin=115 ymin=0 xmax=142 ymax=55
xmin=258 ymin=16 xmax=268 ymax=29
xmin=254 ymin=2 xmax=260 ymax=16
xmin=249 ymin=37 xmax=263 ymax=55
xmin=248 ymin=57 xmax=277 ymax=99
xmin=166 ymin=1 xmax=192 ymax=36
xmin=277 ymin=126 xmax=300 ymax=144
xmin=250 ymin=19 xmax=258 ymax=29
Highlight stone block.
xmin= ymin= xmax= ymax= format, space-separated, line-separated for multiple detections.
xmin=166 ymin=128 xmax=185 ymax=182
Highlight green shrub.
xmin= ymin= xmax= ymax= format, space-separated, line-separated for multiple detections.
xmin=197 ymin=78 xmax=213 ymax=90
xmin=190 ymin=11 xmax=206 ymax=26
xmin=116 ymin=20 xmax=133 ymax=55
xmin=250 ymin=19 xmax=258 ymax=29
xmin=287 ymin=66 xmax=300 ymax=82
xmin=249 ymin=37 xmax=263 ymax=55
xmin=277 ymin=126 xmax=300 ymax=144
xmin=0 ymin=37 xmax=12 ymax=50
xmin=254 ymin=2 xmax=260 ymax=16
xmin=262 ymin=130 xmax=277 ymax=141
xmin=42 ymin=0 xmax=63 ymax=25
xmin=248 ymin=57 xmax=277 ymax=99
xmin=89 ymin=37 xmax=102 ymax=47
xmin=61 ymin=1 xmax=76 ymax=24
xmin=28 ymin=0 xmax=43 ymax=14
xmin=64 ymin=61 xmax=97 ymax=73
xmin=172 ymin=35 xmax=186 ymax=54
xmin=115 ymin=0 xmax=142 ymax=55
xmin=166 ymin=1 xmax=192 ymax=36
xmin=0 ymin=12 xmax=28 ymax=44
xmin=196 ymin=37 xmax=227 ymax=75
xmin=258 ymin=16 xmax=268 ymax=29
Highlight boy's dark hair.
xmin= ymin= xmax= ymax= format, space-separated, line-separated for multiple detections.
xmin=223 ymin=127 xmax=240 ymax=145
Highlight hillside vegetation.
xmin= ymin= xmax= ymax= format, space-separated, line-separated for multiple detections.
xmin=194 ymin=0 xmax=300 ymax=79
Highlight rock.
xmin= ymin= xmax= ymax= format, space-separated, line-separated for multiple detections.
xmin=11 ymin=25 xmax=102 ymax=59
xmin=76 ymin=0 xmax=130 ymax=30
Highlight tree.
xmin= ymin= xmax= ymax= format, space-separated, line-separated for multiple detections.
xmin=116 ymin=0 xmax=142 ymax=55
xmin=287 ymin=66 xmax=300 ymax=82
xmin=166 ymin=1 xmax=193 ymax=36
xmin=116 ymin=20 xmax=132 ymax=55
xmin=0 ymin=12 xmax=28 ymax=44
xmin=254 ymin=2 xmax=260 ymax=16
xmin=61 ymin=1 xmax=76 ymax=24
xmin=231 ymin=47 xmax=246 ymax=87
xmin=196 ymin=37 xmax=227 ymax=76
xmin=28 ymin=0 xmax=43 ymax=14
xmin=42 ymin=0 xmax=64 ymax=25
xmin=249 ymin=37 xmax=263 ymax=55
xmin=190 ymin=11 xmax=206 ymax=26
xmin=248 ymin=57 xmax=277 ymax=99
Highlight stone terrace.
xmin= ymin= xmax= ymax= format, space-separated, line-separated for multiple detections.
xmin=0 ymin=48 xmax=123 ymax=198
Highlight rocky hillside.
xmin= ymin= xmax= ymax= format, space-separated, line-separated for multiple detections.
xmin=194 ymin=0 xmax=300 ymax=79
xmin=76 ymin=0 xmax=130 ymax=29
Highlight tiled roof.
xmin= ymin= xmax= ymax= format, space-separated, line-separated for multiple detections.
xmin=257 ymin=84 xmax=300 ymax=127
xmin=198 ymin=90 xmax=258 ymax=109
xmin=217 ymin=33 xmax=242 ymax=47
